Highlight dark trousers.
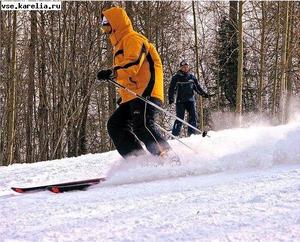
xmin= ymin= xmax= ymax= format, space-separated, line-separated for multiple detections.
xmin=107 ymin=97 xmax=171 ymax=158
xmin=172 ymin=101 xmax=197 ymax=136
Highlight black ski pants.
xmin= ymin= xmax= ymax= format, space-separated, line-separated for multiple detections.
xmin=172 ymin=101 xmax=197 ymax=136
xmin=107 ymin=97 xmax=171 ymax=158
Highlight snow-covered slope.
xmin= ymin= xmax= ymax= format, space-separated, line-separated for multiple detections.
xmin=1 ymin=115 xmax=300 ymax=241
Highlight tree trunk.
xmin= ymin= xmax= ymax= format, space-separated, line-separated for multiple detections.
xmin=228 ymin=1 xmax=238 ymax=111
xmin=26 ymin=11 xmax=37 ymax=163
xmin=67 ymin=2 xmax=79 ymax=157
xmin=108 ymin=47 xmax=116 ymax=150
xmin=51 ymin=8 xmax=68 ymax=159
xmin=236 ymin=1 xmax=244 ymax=123
xmin=285 ymin=2 xmax=294 ymax=121
xmin=77 ymin=12 xmax=94 ymax=155
xmin=107 ymin=13 xmax=116 ymax=150
xmin=6 ymin=12 xmax=17 ymax=165
xmin=38 ymin=12 xmax=49 ymax=161
xmin=271 ymin=3 xmax=280 ymax=117
xmin=0 ymin=11 xmax=6 ymax=165
xmin=280 ymin=1 xmax=289 ymax=124
xmin=258 ymin=1 xmax=266 ymax=113
xmin=192 ymin=1 xmax=204 ymax=131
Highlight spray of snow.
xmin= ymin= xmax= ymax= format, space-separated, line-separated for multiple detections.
xmin=104 ymin=113 xmax=300 ymax=186
xmin=1 ymin=110 xmax=299 ymax=190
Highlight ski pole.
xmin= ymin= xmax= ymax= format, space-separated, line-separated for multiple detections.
xmin=154 ymin=123 xmax=198 ymax=153
xmin=105 ymin=78 xmax=208 ymax=137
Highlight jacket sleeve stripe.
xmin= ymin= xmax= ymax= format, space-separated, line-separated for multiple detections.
xmin=114 ymin=44 xmax=146 ymax=71
xmin=142 ymin=53 xmax=155 ymax=97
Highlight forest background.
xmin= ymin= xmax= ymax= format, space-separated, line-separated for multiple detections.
xmin=0 ymin=1 xmax=299 ymax=165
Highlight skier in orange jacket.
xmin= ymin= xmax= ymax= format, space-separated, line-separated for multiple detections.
xmin=97 ymin=7 xmax=176 ymax=161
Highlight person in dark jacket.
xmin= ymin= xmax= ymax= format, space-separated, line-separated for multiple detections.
xmin=168 ymin=60 xmax=211 ymax=136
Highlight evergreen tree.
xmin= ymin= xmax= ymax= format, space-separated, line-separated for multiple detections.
xmin=216 ymin=15 xmax=238 ymax=110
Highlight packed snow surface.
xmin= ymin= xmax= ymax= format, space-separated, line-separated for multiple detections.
xmin=1 ymin=115 xmax=300 ymax=241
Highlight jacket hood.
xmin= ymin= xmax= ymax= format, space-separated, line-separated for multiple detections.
xmin=102 ymin=7 xmax=133 ymax=46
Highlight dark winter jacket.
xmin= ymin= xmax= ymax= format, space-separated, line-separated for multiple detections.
xmin=168 ymin=70 xmax=209 ymax=104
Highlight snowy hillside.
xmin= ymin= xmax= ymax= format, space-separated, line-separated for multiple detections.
xmin=1 ymin=115 xmax=300 ymax=241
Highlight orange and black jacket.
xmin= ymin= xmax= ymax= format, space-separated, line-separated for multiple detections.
xmin=102 ymin=7 xmax=164 ymax=104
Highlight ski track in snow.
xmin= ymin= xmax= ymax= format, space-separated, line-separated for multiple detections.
xmin=0 ymin=116 xmax=300 ymax=241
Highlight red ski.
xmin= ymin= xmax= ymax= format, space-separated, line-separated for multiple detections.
xmin=11 ymin=177 xmax=106 ymax=193
xmin=48 ymin=183 xmax=96 ymax=193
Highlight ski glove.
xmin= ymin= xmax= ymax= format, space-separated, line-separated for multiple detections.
xmin=97 ymin=69 xmax=113 ymax=80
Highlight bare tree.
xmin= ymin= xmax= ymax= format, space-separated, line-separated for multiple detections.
xmin=236 ymin=1 xmax=244 ymax=123
xmin=6 ymin=12 xmax=17 ymax=165
xmin=271 ymin=3 xmax=281 ymax=117
xmin=192 ymin=1 xmax=204 ymax=130
xmin=26 ymin=11 xmax=37 ymax=163
xmin=258 ymin=1 xmax=266 ymax=114
xmin=280 ymin=1 xmax=289 ymax=123
xmin=37 ymin=11 xmax=49 ymax=161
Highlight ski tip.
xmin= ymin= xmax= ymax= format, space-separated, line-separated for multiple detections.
xmin=11 ymin=187 xmax=24 ymax=193
xmin=50 ymin=186 xmax=61 ymax=193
